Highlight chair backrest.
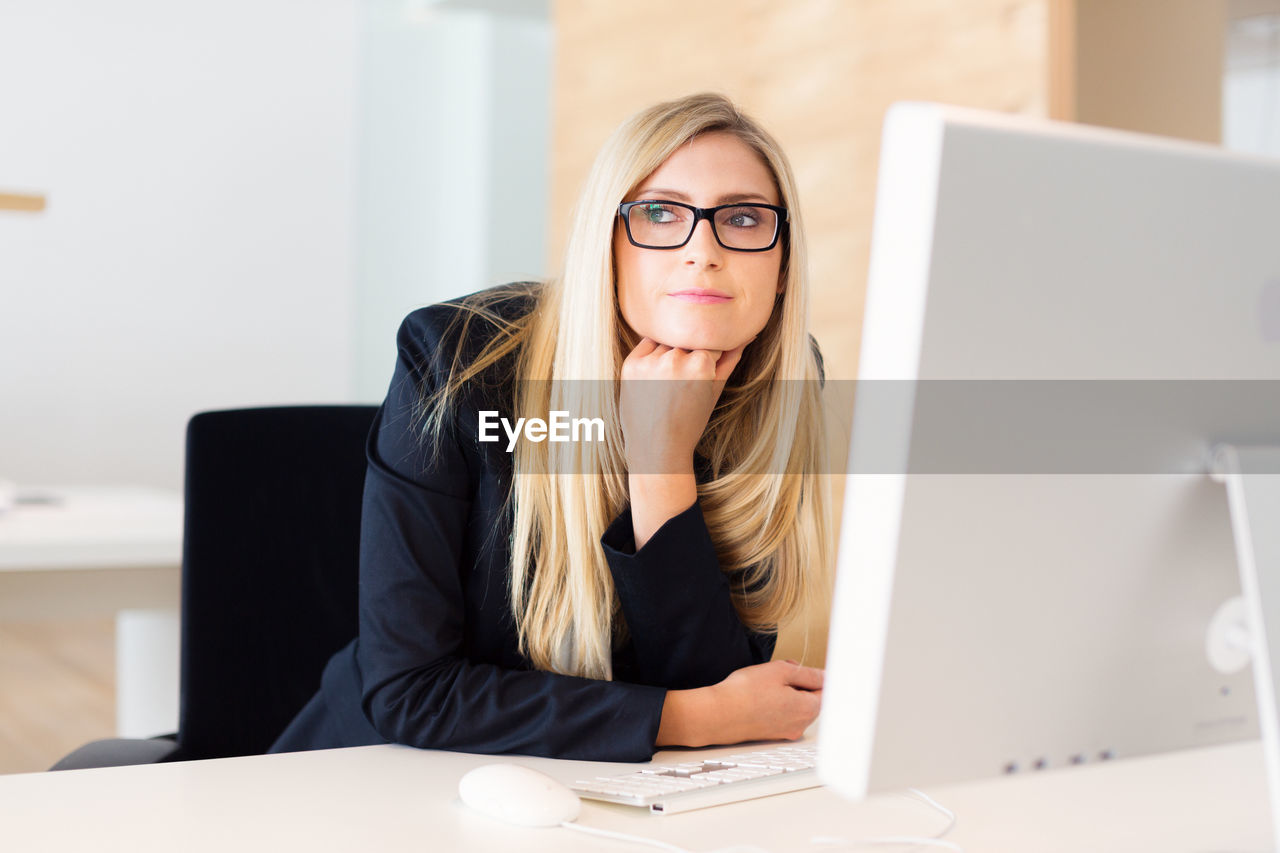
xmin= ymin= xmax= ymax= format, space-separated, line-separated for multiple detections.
xmin=174 ymin=405 xmax=377 ymax=760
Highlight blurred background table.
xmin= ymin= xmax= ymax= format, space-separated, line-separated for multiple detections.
xmin=0 ymin=486 xmax=183 ymax=741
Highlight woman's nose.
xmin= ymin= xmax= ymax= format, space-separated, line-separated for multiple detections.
xmin=683 ymin=217 xmax=724 ymax=267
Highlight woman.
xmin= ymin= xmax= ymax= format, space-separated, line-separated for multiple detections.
xmin=272 ymin=92 xmax=831 ymax=761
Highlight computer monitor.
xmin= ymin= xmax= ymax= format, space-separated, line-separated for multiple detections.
xmin=818 ymin=102 xmax=1280 ymax=817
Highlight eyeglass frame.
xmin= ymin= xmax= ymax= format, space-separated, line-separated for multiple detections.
xmin=617 ymin=199 xmax=789 ymax=253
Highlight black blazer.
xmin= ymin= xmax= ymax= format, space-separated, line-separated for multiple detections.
xmin=271 ymin=284 xmax=775 ymax=761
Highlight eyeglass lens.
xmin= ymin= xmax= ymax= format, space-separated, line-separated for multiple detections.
xmin=626 ymin=202 xmax=778 ymax=250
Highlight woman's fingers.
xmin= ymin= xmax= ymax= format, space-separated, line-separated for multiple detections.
xmin=714 ymin=342 xmax=747 ymax=386
xmin=628 ymin=337 xmax=660 ymax=361
xmin=711 ymin=661 xmax=824 ymax=743
xmin=780 ymin=661 xmax=825 ymax=692
xmin=625 ymin=336 xmax=755 ymax=389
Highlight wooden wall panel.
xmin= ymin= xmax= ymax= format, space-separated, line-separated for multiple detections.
xmin=1049 ymin=0 xmax=1077 ymax=119
xmin=551 ymin=0 xmax=1050 ymax=381
xmin=1074 ymin=0 xmax=1225 ymax=144
xmin=551 ymin=0 xmax=1052 ymax=664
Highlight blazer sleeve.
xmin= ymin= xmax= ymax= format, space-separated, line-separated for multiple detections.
xmin=356 ymin=307 xmax=666 ymax=761
xmin=601 ymin=503 xmax=777 ymax=689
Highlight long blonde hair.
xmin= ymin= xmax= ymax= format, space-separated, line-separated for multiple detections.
xmin=423 ymin=93 xmax=830 ymax=680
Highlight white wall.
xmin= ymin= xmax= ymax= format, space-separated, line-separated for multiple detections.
xmin=0 ymin=0 xmax=360 ymax=490
xmin=0 ymin=0 xmax=553 ymax=489
xmin=1224 ymin=13 xmax=1280 ymax=156
xmin=352 ymin=0 xmax=551 ymax=401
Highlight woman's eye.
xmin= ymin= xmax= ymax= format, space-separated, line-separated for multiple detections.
xmin=724 ymin=209 xmax=761 ymax=228
xmin=641 ymin=204 xmax=679 ymax=224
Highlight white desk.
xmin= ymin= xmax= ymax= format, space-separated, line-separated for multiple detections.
xmin=0 ymin=737 xmax=1270 ymax=852
xmin=0 ymin=486 xmax=183 ymax=737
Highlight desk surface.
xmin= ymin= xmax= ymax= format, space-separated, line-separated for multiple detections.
xmin=0 ymin=737 xmax=1270 ymax=852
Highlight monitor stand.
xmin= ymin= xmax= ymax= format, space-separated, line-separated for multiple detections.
xmin=1212 ymin=445 xmax=1280 ymax=852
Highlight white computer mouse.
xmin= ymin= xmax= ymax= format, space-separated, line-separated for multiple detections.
xmin=457 ymin=762 xmax=582 ymax=827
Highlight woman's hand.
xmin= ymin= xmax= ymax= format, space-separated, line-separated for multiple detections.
xmin=620 ymin=338 xmax=745 ymax=549
xmin=656 ymin=660 xmax=824 ymax=748
xmin=619 ymin=338 xmax=745 ymax=474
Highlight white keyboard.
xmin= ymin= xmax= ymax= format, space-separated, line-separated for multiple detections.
xmin=572 ymin=745 xmax=819 ymax=814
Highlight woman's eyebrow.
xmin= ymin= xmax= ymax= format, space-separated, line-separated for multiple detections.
xmin=634 ymin=188 xmax=776 ymax=204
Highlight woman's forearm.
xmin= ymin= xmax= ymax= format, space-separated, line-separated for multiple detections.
xmin=656 ymin=686 xmax=719 ymax=748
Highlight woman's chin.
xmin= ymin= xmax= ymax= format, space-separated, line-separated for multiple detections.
xmin=650 ymin=331 xmax=748 ymax=354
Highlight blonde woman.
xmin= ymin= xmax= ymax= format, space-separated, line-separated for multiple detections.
xmin=272 ymin=93 xmax=830 ymax=760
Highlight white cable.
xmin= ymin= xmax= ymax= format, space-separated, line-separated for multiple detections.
xmin=809 ymin=787 xmax=964 ymax=852
xmin=903 ymin=787 xmax=957 ymax=833
xmin=561 ymin=820 xmax=693 ymax=853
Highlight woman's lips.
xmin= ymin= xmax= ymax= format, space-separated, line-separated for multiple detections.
xmin=669 ymin=289 xmax=732 ymax=304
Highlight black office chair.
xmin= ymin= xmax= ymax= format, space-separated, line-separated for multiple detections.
xmin=52 ymin=405 xmax=378 ymax=769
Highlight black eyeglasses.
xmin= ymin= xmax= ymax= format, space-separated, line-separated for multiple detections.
xmin=618 ymin=200 xmax=788 ymax=252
